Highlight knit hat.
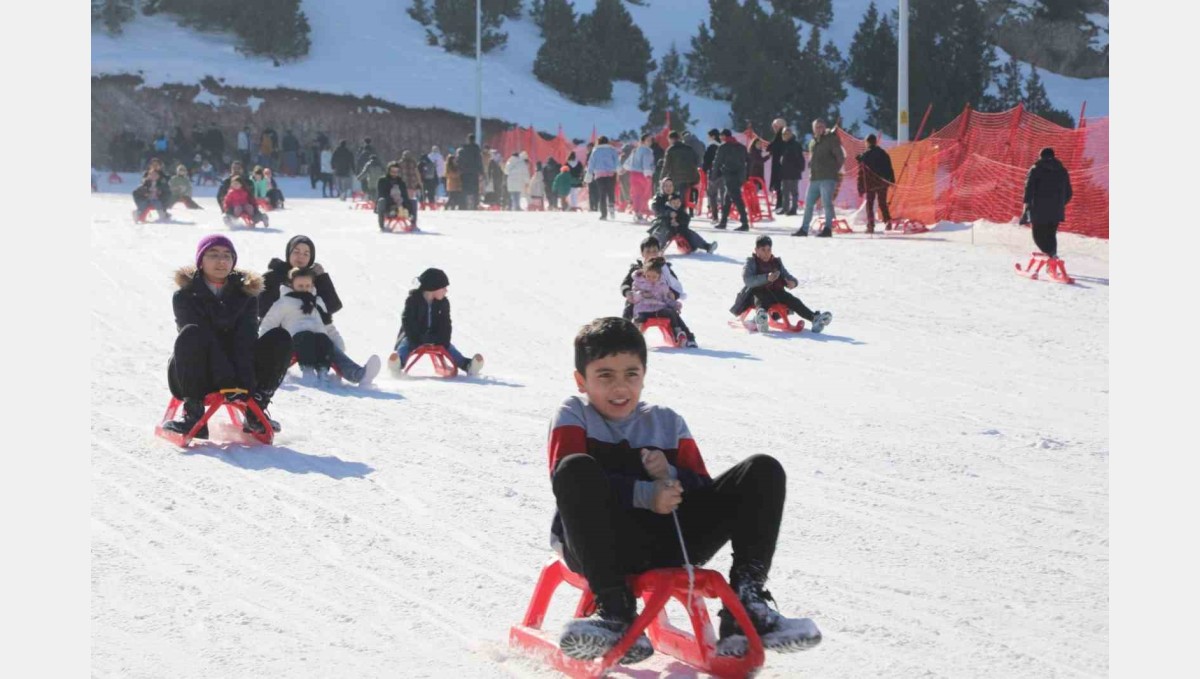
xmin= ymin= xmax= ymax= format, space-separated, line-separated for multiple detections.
xmin=285 ymin=235 xmax=316 ymax=266
xmin=417 ymin=267 xmax=450 ymax=291
xmin=195 ymin=234 xmax=237 ymax=269
xmin=755 ymin=235 xmax=773 ymax=248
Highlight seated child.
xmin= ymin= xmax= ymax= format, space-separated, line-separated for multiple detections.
xmin=648 ymin=178 xmax=716 ymax=255
xmin=132 ymin=168 xmax=171 ymax=221
xmin=547 ymin=317 xmax=821 ymax=663
xmin=629 ymin=259 xmax=696 ymax=348
xmin=222 ymin=178 xmax=257 ymax=223
xmin=376 ymin=162 xmax=419 ymax=231
xmin=197 ymin=159 xmax=217 ymax=185
xmin=263 ymin=168 xmax=285 ymax=208
xmin=258 ymin=267 xmax=382 ymax=385
xmin=620 ymin=236 xmax=684 ymax=321
xmin=168 ymin=164 xmax=203 ymax=209
xmin=730 ymin=235 xmax=833 ymax=333
xmin=388 ymin=268 xmax=483 ymax=376
xmin=551 ymin=165 xmax=574 ymax=212
xmin=162 ymin=235 xmax=292 ymax=438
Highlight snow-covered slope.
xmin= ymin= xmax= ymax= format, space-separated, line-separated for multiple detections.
xmin=90 ymin=1 xmax=1107 ymax=138
xmin=91 ymin=179 xmax=1108 ymax=678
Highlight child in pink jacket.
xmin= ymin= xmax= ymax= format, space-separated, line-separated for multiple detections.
xmin=222 ymin=178 xmax=253 ymax=218
xmin=628 ymin=258 xmax=697 ymax=347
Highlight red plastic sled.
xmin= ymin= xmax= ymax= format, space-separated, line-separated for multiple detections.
xmin=666 ymin=234 xmax=694 ymax=256
xmin=383 ymin=212 xmax=415 ymax=232
xmin=885 ymin=218 xmax=928 ymax=234
xmin=733 ymin=304 xmax=805 ymax=333
xmin=403 ymin=344 xmax=459 ymax=377
xmin=154 ymin=391 xmax=274 ymax=446
xmin=1015 ymin=252 xmax=1075 ymax=284
xmin=255 ymin=198 xmax=273 ymax=212
xmin=815 ymin=217 xmax=854 ymax=234
xmin=640 ymin=317 xmax=684 ymax=348
xmin=108 ymin=171 xmax=123 ymax=184
xmin=352 ymin=200 xmax=376 ymax=210
xmin=510 ymin=559 xmax=766 ymax=679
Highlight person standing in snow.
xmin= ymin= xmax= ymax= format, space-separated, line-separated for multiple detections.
xmin=319 ymin=144 xmax=335 ymax=198
xmin=331 ymin=140 xmax=356 ymax=200
xmin=237 ymin=125 xmax=251 ymax=168
xmin=444 ymin=155 xmax=464 ymax=210
xmin=357 ymin=155 xmax=387 ymax=202
xmin=161 ymin=235 xmax=292 ymax=439
xmin=793 ymin=119 xmax=845 ymax=238
xmin=565 ymin=152 xmax=585 ymax=210
xmin=505 ymin=152 xmax=531 ymax=211
xmin=624 ymin=136 xmax=657 ymax=223
xmin=1021 ymin=147 xmax=1073 ymax=259
xmin=661 ymin=131 xmax=701 ymax=216
xmin=713 ymin=129 xmax=750 ymax=231
xmin=281 ymin=129 xmax=300 ymax=176
xmin=702 ymin=129 xmax=723 ymax=222
xmin=542 ymin=156 xmax=560 ymax=210
xmin=588 ymin=137 xmax=620 ymax=221
xmin=418 ymin=152 xmax=439 ymax=205
xmin=856 ymin=134 xmax=895 ymax=233
xmin=767 ymin=118 xmax=788 ymax=212
xmin=458 ymin=134 xmax=485 ymax=210
xmin=776 ymin=127 xmax=806 ymax=217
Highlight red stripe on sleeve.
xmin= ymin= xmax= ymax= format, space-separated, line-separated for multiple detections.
xmin=548 ymin=425 xmax=588 ymax=475
xmin=676 ymin=438 xmax=710 ymax=479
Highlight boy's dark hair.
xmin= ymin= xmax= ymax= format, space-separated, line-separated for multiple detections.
xmin=574 ymin=317 xmax=647 ymax=375
xmin=756 ymin=235 xmax=773 ymax=248
xmin=643 ymin=258 xmax=665 ymax=274
xmin=640 ymin=236 xmax=661 ymax=252
xmin=288 ymin=266 xmax=316 ymax=282
xmin=668 ymin=131 xmax=681 ymax=141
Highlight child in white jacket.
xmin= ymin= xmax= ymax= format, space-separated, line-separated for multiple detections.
xmin=258 ymin=268 xmax=380 ymax=384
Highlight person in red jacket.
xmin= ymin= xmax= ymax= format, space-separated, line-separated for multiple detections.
xmin=546 ymin=317 xmax=822 ymax=664
xmin=222 ymin=178 xmax=254 ymax=219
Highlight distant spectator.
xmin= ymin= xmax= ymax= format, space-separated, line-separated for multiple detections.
xmin=331 ymin=140 xmax=355 ymax=200
xmin=855 ymin=134 xmax=894 ymax=233
xmin=357 ymin=155 xmax=386 ymax=202
xmin=1022 ymin=147 xmax=1073 ymax=259
xmin=281 ymin=129 xmax=300 ymax=175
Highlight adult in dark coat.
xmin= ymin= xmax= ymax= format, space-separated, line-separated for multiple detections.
xmin=162 ymin=235 xmax=292 ymax=439
xmin=661 ymin=132 xmax=701 ymax=215
xmin=766 ymin=119 xmax=788 ymax=211
xmin=331 ymin=140 xmax=356 ymax=199
xmin=712 ymin=130 xmax=750 ymax=230
xmin=418 ymin=153 xmax=439 ymax=203
xmin=376 ymin=162 xmax=418 ymax=231
xmin=258 ymin=235 xmax=343 ymax=321
xmin=1022 ymin=147 xmax=1073 ymax=258
xmin=542 ymin=156 xmax=559 ymax=208
xmin=204 ymin=124 xmax=226 ymax=169
xmin=281 ymin=130 xmax=301 ymax=176
xmin=458 ymin=134 xmax=484 ymax=209
xmin=855 ymin=134 xmax=895 ymax=232
xmin=776 ymin=128 xmax=806 ymax=216
xmin=702 ymin=129 xmax=722 ymax=220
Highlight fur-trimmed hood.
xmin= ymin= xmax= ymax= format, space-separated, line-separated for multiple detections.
xmin=174 ymin=266 xmax=264 ymax=296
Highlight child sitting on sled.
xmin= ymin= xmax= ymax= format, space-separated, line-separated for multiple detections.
xmin=387 ymin=268 xmax=484 ymax=376
xmin=730 ymin=235 xmax=832 ymax=333
xmin=628 ymin=259 xmax=696 ymax=348
xmin=222 ymin=177 xmax=255 ymax=221
xmin=257 ymin=267 xmax=382 ymax=385
xmin=648 ymin=178 xmax=716 ymax=255
xmin=620 ymin=236 xmax=684 ymax=321
xmin=546 ymin=317 xmax=821 ymax=664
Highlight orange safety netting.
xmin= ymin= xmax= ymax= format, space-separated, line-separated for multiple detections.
xmin=836 ymin=105 xmax=1109 ymax=239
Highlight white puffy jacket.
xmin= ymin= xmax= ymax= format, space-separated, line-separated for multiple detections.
xmin=258 ymin=286 xmax=345 ymax=349
xmin=505 ymin=157 xmax=531 ymax=192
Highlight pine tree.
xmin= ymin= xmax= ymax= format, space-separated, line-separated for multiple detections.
xmin=686 ymin=0 xmax=760 ymax=100
xmin=1023 ymin=67 xmax=1075 ymax=127
xmin=994 ymin=54 xmax=1024 ymax=110
xmin=768 ymin=0 xmax=832 ymax=28
xmin=533 ymin=0 xmax=611 ymax=103
xmin=93 ymin=0 xmax=135 ymax=34
xmin=905 ymin=0 xmax=996 ymax=134
xmin=532 ymin=0 xmax=574 ymax=36
xmin=409 ymin=0 xmax=433 ymax=25
xmin=579 ymin=0 xmax=653 ymax=84
xmin=638 ymin=48 xmax=693 ymax=134
xmin=233 ymin=0 xmax=311 ymax=61
xmin=847 ymin=2 xmax=881 ymax=93
xmin=431 ymin=0 xmax=509 ymax=54
xmin=495 ymin=0 xmax=524 ymax=19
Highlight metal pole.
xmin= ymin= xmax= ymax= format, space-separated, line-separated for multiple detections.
xmin=898 ymin=0 xmax=909 ymax=142
xmin=475 ymin=0 xmax=482 ymax=142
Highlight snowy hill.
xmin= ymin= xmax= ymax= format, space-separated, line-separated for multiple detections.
xmin=91 ymin=181 xmax=1108 ymax=677
xmin=90 ymin=0 xmax=1108 ymax=138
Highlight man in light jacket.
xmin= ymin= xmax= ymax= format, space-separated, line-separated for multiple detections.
xmin=588 ymin=136 xmax=620 ymax=221
xmin=624 ymin=134 xmax=657 ymax=222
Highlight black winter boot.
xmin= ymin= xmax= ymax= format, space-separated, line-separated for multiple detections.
xmin=243 ymin=391 xmax=281 ymax=434
xmin=163 ymin=398 xmax=209 ymax=440
xmin=559 ymin=586 xmax=654 ymax=665
xmin=716 ymin=563 xmax=822 ymax=656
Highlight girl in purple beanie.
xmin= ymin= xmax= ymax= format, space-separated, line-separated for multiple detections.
xmin=161 ymin=235 xmax=293 ymax=439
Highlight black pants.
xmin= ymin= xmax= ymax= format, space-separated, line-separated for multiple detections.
xmin=635 ymin=309 xmax=693 ymax=340
xmin=588 ymin=180 xmax=599 ymax=210
xmin=595 ymin=176 xmax=616 ymax=218
xmin=168 ymin=326 xmax=293 ymax=406
xmin=720 ymin=180 xmax=749 ymax=228
xmin=422 ymin=179 xmax=438 ymax=203
xmin=1033 ymin=221 xmax=1059 ymax=257
xmin=733 ymin=287 xmax=815 ymax=322
xmin=865 ymin=188 xmax=890 ymax=227
xmin=266 ymin=188 xmax=285 ymax=208
xmin=706 ymin=176 xmax=724 ymax=218
xmin=293 ymin=331 xmax=334 ymax=369
xmin=554 ymin=453 xmax=786 ymax=594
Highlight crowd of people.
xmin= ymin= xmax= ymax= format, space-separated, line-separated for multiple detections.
xmin=141 ymin=111 xmax=1075 ymax=670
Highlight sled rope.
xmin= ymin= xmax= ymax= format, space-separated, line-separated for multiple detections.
xmin=672 ymin=508 xmax=696 ymax=612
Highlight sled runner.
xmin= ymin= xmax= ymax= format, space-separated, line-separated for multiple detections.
xmin=815 ymin=217 xmax=854 ymax=234
xmin=383 ymin=211 xmax=416 ymax=232
xmin=1015 ymin=252 xmax=1074 ymax=284
xmin=389 ymin=344 xmax=459 ymax=377
xmin=731 ymin=304 xmax=805 ymax=333
xmin=509 ymin=558 xmax=766 ymax=679
xmin=885 ymin=218 xmax=928 ymax=235
xmin=154 ymin=390 xmax=274 ymax=446
xmin=640 ymin=317 xmax=685 ymax=348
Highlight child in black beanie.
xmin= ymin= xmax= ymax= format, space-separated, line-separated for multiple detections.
xmin=387 ymin=268 xmax=484 ymax=376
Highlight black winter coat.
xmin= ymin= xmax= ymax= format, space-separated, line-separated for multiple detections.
xmin=331 ymin=146 xmax=355 ymax=176
xmin=856 ymin=145 xmax=895 ymax=193
xmin=778 ymin=138 xmax=806 ymax=181
xmin=282 ymin=133 xmax=300 ymax=153
xmin=376 ymin=176 xmax=412 ymax=210
xmin=767 ymin=129 xmax=785 ymax=186
xmin=568 ymin=160 xmax=585 ymax=187
xmin=398 ymin=292 xmax=452 ymax=347
xmin=1023 ymin=158 xmax=1073 ymax=225
xmin=258 ymin=259 xmax=343 ymax=321
xmin=459 ymin=143 xmax=484 ymax=176
xmin=702 ymin=143 xmax=718 ymax=173
xmin=172 ymin=267 xmax=264 ymax=391
xmin=133 ymin=174 xmax=171 ymax=204
xmin=712 ymin=140 xmax=748 ymax=186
